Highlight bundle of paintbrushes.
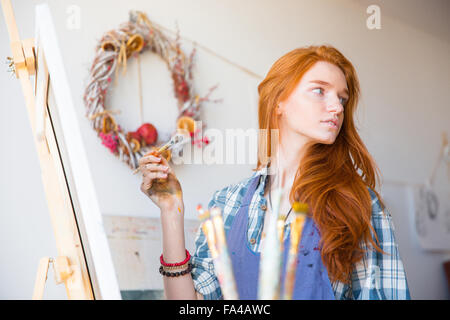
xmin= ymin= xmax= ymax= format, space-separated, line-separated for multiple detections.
xmin=282 ymin=201 xmax=308 ymax=300
xmin=197 ymin=205 xmax=239 ymax=300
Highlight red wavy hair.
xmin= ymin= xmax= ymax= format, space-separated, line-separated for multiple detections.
xmin=255 ymin=45 xmax=386 ymax=284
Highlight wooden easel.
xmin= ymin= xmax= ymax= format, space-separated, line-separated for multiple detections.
xmin=1 ymin=0 xmax=94 ymax=299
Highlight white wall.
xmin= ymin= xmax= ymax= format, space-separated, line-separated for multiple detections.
xmin=1 ymin=0 xmax=449 ymax=299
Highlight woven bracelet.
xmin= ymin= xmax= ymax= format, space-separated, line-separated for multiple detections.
xmin=159 ymin=263 xmax=193 ymax=277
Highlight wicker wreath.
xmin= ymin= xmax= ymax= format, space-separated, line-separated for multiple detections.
xmin=83 ymin=11 xmax=220 ymax=170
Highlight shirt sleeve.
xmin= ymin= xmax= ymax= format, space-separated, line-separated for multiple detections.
xmin=351 ymin=188 xmax=411 ymax=300
xmin=190 ymin=187 xmax=228 ymax=300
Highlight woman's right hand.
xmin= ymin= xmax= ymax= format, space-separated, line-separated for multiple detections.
xmin=139 ymin=153 xmax=198 ymax=299
xmin=139 ymin=153 xmax=184 ymax=213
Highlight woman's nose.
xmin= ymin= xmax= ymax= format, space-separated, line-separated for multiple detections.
xmin=326 ymin=96 xmax=344 ymax=114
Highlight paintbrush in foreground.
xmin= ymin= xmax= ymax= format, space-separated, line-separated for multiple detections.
xmin=258 ymin=185 xmax=284 ymax=300
xmin=282 ymin=201 xmax=308 ymax=300
xmin=276 ymin=211 xmax=286 ymax=298
xmin=210 ymin=207 xmax=239 ymax=300
xmin=197 ymin=205 xmax=239 ymax=299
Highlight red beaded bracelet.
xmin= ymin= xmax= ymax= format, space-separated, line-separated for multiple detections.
xmin=160 ymin=249 xmax=191 ymax=267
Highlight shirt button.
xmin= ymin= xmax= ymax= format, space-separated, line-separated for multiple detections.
xmin=250 ymin=238 xmax=256 ymax=245
xmin=260 ymin=204 xmax=267 ymax=211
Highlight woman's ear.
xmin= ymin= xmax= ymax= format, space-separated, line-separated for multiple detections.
xmin=276 ymin=103 xmax=283 ymax=116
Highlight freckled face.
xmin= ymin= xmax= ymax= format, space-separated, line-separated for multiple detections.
xmin=277 ymin=61 xmax=349 ymax=145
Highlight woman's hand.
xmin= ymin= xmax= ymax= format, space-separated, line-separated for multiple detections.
xmin=139 ymin=153 xmax=197 ymax=299
xmin=139 ymin=153 xmax=183 ymax=213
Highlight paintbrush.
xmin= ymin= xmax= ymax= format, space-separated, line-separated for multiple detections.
xmin=198 ymin=205 xmax=220 ymax=259
xmin=258 ymin=170 xmax=285 ymax=300
xmin=276 ymin=212 xmax=286 ymax=298
xmin=282 ymin=201 xmax=308 ymax=300
xmin=210 ymin=207 xmax=239 ymax=300
xmin=277 ymin=213 xmax=286 ymax=246
xmin=133 ymin=132 xmax=188 ymax=174
xmin=197 ymin=205 xmax=239 ymax=299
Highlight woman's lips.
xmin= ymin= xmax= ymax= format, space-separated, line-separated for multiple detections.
xmin=321 ymin=121 xmax=338 ymax=129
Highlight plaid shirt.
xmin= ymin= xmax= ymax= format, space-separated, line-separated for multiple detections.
xmin=191 ymin=166 xmax=411 ymax=300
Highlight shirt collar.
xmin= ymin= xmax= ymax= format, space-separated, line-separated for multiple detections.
xmin=254 ymin=162 xmax=271 ymax=195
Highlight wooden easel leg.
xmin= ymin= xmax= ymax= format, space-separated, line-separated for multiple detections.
xmin=32 ymin=257 xmax=51 ymax=300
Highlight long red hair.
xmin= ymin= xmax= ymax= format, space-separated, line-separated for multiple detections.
xmin=255 ymin=45 xmax=386 ymax=284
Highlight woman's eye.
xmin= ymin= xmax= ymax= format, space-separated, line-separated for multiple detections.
xmin=312 ymin=87 xmax=347 ymax=106
xmin=312 ymin=87 xmax=324 ymax=95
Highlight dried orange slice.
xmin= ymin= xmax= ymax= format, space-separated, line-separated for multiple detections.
xmin=126 ymin=34 xmax=145 ymax=57
xmin=130 ymin=138 xmax=141 ymax=153
xmin=176 ymin=116 xmax=196 ymax=134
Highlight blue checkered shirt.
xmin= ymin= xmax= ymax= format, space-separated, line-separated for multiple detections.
xmin=191 ymin=166 xmax=411 ymax=300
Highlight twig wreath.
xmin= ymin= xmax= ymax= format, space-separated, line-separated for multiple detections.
xmin=83 ymin=11 xmax=220 ymax=170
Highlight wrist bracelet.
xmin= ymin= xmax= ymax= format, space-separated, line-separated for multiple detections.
xmin=162 ymin=261 xmax=190 ymax=271
xmin=160 ymin=249 xmax=191 ymax=267
xmin=159 ymin=262 xmax=192 ymax=277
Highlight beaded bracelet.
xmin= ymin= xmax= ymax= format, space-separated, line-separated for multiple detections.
xmin=162 ymin=261 xmax=190 ymax=271
xmin=160 ymin=249 xmax=191 ymax=267
xmin=159 ymin=263 xmax=193 ymax=277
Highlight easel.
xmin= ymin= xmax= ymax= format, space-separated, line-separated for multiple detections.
xmin=1 ymin=0 xmax=94 ymax=299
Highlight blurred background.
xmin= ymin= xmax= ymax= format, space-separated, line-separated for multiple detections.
xmin=1 ymin=0 xmax=449 ymax=299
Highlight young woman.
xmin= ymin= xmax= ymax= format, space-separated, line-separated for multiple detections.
xmin=139 ymin=45 xmax=411 ymax=300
